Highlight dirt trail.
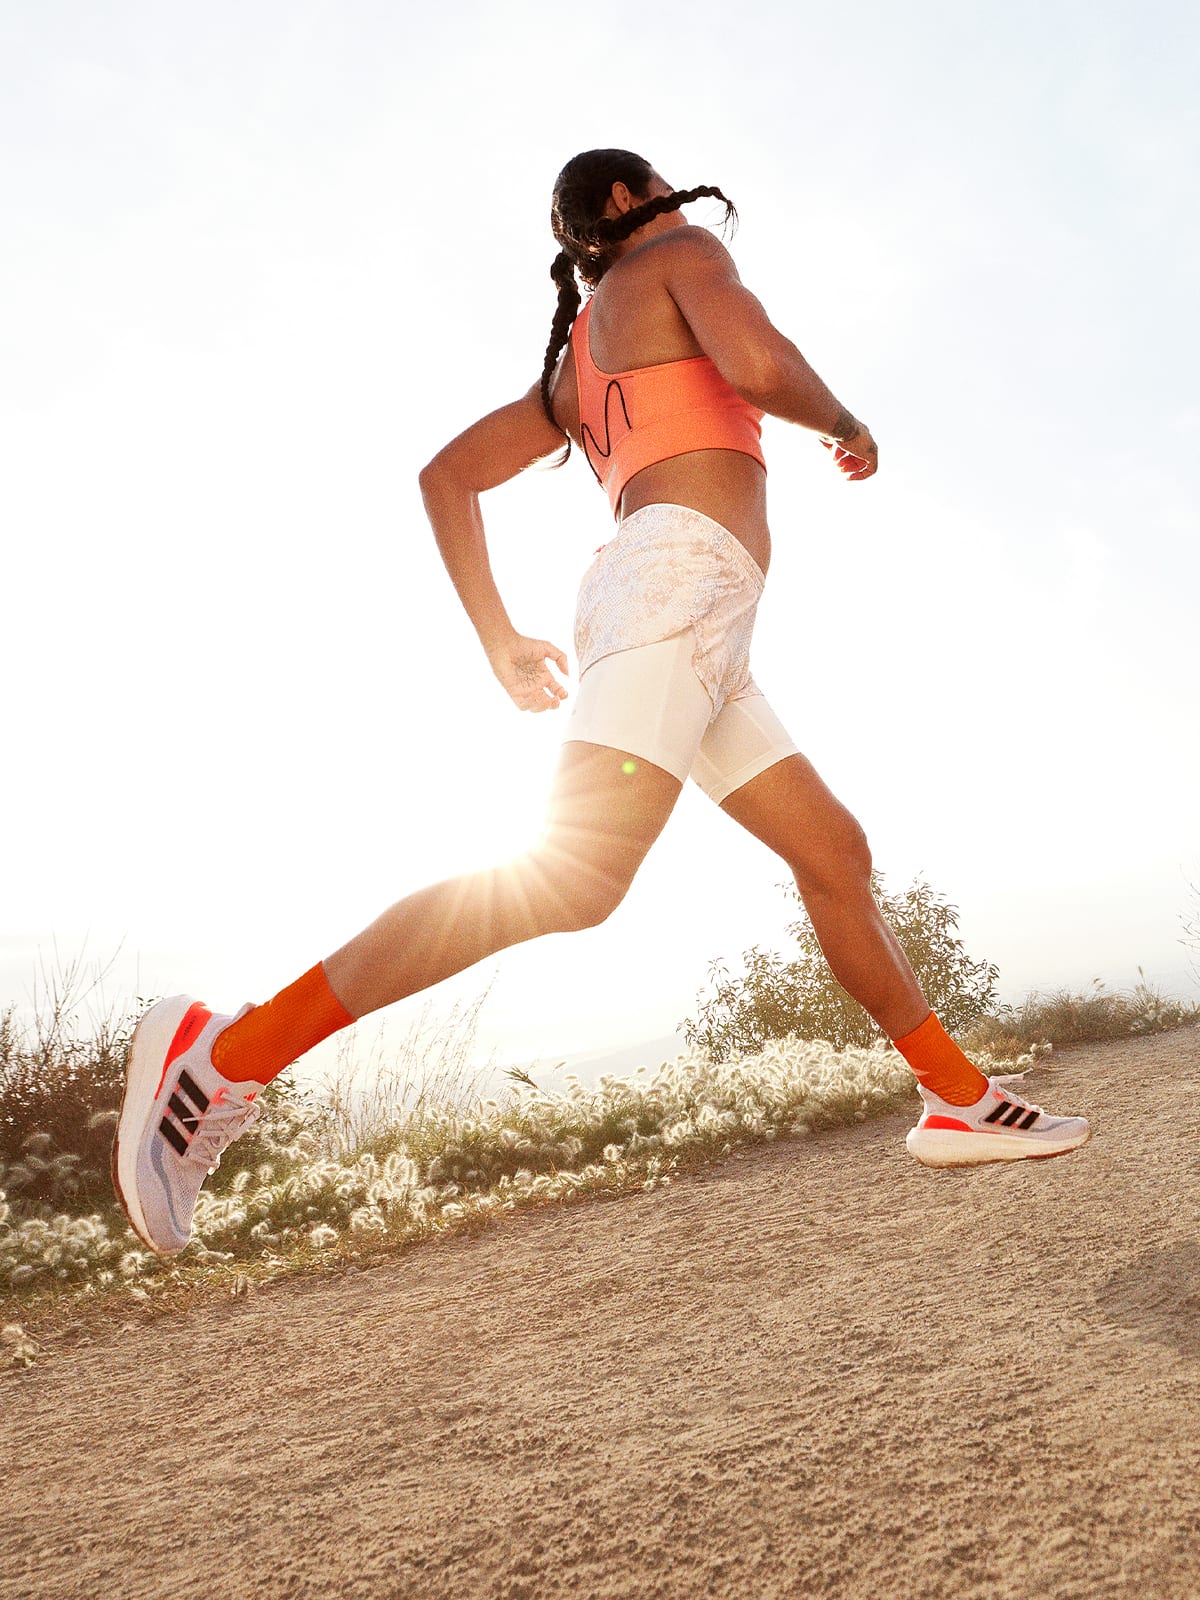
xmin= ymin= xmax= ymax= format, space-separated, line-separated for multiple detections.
xmin=3 ymin=1030 xmax=1200 ymax=1600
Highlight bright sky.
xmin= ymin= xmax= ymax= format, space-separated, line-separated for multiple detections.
xmin=3 ymin=1 xmax=1198 ymax=1085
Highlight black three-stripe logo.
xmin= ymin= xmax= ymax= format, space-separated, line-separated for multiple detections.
xmin=159 ymin=1070 xmax=211 ymax=1156
xmin=983 ymin=1098 xmax=1040 ymax=1131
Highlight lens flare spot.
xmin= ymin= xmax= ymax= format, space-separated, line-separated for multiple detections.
xmin=621 ymin=759 xmax=638 ymax=776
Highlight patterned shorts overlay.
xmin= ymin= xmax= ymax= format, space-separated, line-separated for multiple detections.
xmin=573 ymin=503 xmax=765 ymax=713
xmin=565 ymin=503 xmax=798 ymax=803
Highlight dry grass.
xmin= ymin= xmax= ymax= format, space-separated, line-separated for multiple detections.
xmin=3 ymin=1030 xmax=952 ymax=1348
xmin=4 ymin=955 xmax=1197 ymax=1360
xmin=958 ymin=970 xmax=1199 ymax=1059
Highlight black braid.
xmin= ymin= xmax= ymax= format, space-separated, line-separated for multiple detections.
xmin=587 ymin=185 xmax=737 ymax=277
xmin=538 ymin=151 xmax=738 ymax=460
xmin=538 ymin=249 xmax=581 ymax=452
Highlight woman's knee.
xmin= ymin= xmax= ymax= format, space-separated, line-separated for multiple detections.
xmin=519 ymin=749 xmax=679 ymax=933
xmin=845 ymin=814 xmax=873 ymax=877
xmin=792 ymin=807 xmax=873 ymax=897
xmin=557 ymin=883 xmax=626 ymax=933
xmin=522 ymin=841 xmax=635 ymax=933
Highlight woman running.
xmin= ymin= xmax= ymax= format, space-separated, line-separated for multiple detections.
xmin=114 ymin=149 xmax=1089 ymax=1257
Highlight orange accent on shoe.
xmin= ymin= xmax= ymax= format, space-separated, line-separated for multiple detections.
xmin=891 ymin=1011 xmax=989 ymax=1107
xmin=922 ymin=1114 xmax=974 ymax=1132
xmin=154 ymin=1003 xmax=212 ymax=1101
xmin=211 ymin=962 xmax=354 ymax=1085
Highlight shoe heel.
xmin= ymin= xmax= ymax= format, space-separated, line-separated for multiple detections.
xmin=113 ymin=996 xmax=198 ymax=1248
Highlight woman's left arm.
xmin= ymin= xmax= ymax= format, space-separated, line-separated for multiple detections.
xmin=662 ymin=230 xmax=878 ymax=480
xmin=419 ymin=387 xmax=572 ymax=711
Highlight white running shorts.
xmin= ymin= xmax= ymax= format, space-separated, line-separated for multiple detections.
xmin=565 ymin=503 xmax=799 ymax=803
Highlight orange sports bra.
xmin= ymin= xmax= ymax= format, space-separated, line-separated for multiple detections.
xmin=570 ymin=298 xmax=766 ymax=515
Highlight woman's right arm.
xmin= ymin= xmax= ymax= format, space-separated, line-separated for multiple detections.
xmin=419 ymin=389 xmax=572 ymax=711
xmin=662 ymin=230 xmax=878 ymax=480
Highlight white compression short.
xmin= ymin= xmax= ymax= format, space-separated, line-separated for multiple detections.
xmin=564 ymin=503 xmax=799 ymax=803
xmin=566 ymin=631 xmax=800 ymax=803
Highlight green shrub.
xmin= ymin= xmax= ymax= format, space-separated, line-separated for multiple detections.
xmin=0 ymin=996 xmax=313 ymax=1216
xmin=0 ymin=1002 xmax=133 ymax=1210
xmin=683 ymin=872 xmax=999 ymax=1058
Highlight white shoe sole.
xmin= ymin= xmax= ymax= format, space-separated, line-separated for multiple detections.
xmin=111 ymin=995 xmax=196 ymax=1255
xmin=906 ymin=1124 xmax=1091 ymax=1169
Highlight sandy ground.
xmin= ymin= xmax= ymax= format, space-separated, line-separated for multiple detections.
xmin=3 ymin=1029 xmax=1199 ymax=1600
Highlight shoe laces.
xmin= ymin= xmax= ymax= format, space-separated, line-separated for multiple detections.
xmin=991 ymin=1077 xmax=1043 ymax=1117
xmin=185 ymin=1091 xmax=262 ymax=1174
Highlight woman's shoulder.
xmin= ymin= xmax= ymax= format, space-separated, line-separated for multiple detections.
xmin=614 ymin=228 xmax=739 ymax=312
xmin=635 ymin=226 xmax=733 ymax=268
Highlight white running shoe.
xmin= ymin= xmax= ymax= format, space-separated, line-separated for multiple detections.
xmin=112 ymin=996 xmax=266 ymax=1257
xmin=905 ymin=1075 xmax=1090 ymax=1169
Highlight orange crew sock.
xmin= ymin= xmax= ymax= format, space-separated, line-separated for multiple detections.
xmin=891 ymin=1010 xmax=989 ymax=1107
xmin=211 ymin=962 xmax=355 ymax=1085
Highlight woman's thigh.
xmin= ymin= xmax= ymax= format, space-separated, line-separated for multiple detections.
xmin=689 ymin=688 xmax=799 ymax=806
xmin=717 ymin=748 xmax=871 ymax=893
xmin=692 ymin=690 xmax=869 ymax=890
xmin=542 ymin=737 xmax=683 ymax=915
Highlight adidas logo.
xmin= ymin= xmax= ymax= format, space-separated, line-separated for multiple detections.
xmin=158 ymin=1069 xmax=211 ymax=1155
xmin=982 ymin=1097 xmax=1040 ymax=1131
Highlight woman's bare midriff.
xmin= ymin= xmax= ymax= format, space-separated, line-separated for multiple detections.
xmin=617 ymin=449 xmax=771 ymax=577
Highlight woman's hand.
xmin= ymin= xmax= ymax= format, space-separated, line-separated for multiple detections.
xmin=820 ymin=426 xmax=878 ymax=481
xmin=485 ymin=633 xmax=570 ymax=712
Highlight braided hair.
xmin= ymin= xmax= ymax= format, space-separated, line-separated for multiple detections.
xmin=539 ymin=149 xmax=737 ymax=457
